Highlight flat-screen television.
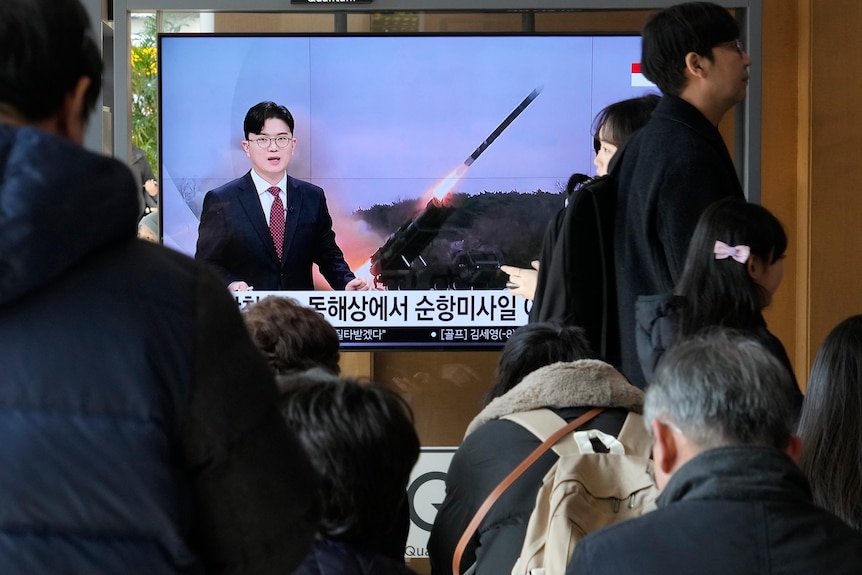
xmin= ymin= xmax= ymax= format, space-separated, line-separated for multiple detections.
xmin=158 ymin=33 xmax=657 ymax=350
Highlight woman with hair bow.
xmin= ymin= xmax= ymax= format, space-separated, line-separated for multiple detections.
xmin=635 ymin=197 xmax=803 ymax=415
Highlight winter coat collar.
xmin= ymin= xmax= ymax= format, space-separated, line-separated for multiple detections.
xmin=653 ymin=95 xmax=738 ymax=175
xmin=658 ymin=445 xmax=811 ymax=509
xmin=465 ymin=359 xmax=644 ymax=437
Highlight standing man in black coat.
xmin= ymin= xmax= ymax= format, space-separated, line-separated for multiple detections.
xmin=567 ymin=329 xmax=862 ymax=575
xmin=613 ymin=2 xmax=748 ymax=388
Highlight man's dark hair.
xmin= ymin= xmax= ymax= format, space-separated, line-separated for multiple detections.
xmin=277 ymin=372 xmax=420 ymax=555
xmin=0 ymin=0 xmax=102 ymax=122
xmin=641 ymin=2 xmax=740 ymax=96
xmin=242 ymin=296 xmax=340 ymax=376
xmin=243 ymin=101 xmax=295 ymax=139
xmin=484 ymin=322 xmax=594 ymax=405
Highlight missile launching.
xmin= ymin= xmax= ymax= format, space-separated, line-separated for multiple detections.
xmin=464 ymin=86 xmax=543 ymax=167
xmin=369 ymin=87 xmax=543 ymax=288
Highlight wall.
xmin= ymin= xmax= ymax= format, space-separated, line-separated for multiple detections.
xmin=760 ymin=0 xmax=800 ymax=380
xmin=760 ymin=0 xmax=862 ymax=383
xmin=803 ymin=0 xmax=862 ymax=370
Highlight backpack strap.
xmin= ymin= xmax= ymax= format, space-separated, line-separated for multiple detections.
xmin=586 ymin=180 xmax=611 ymax=359
xmin=501 ymin=409 xmax=579 ymax=455
xmin=451 ymin=407 xmax=604 ymax=575
xmin=615 ymin=412 xmax=652 ymax=458
xmin=507 ymin=410 xmax=651 ymax=458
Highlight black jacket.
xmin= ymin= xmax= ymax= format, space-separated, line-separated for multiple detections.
xmin=292 ymin=539 xmax=417 ymax=575
xmin=613 ymin=95 xmax=745 ymax=389
xmin=131 ymin=144 xmax=158 ymax=215
xmin=568 ymin=446 xmax=862 ymax=574
xmin=0 ymin=124 xmax=319 ymax=574
xmin=530 ymin=174 xmax=619 ymax=362
xmin=634 ymin=294 xmax=803 ymax=414
xmin=428 ymin=360 xmax=645 ymax=575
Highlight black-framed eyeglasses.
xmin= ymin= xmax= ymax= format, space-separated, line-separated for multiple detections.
xmin=248 ymin=135 xmax=294 ymax=149
xmin=715 ymin=38 xmax=745 ymax=55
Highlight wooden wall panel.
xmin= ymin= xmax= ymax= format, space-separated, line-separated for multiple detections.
xmin=534 ymin=10 xmax=652 ymax=32
xmin=805 ymin=0 xmax=862 ymax=369
xmin=760 ymin=0 xmax=801 ymax=384
xmin=213 ymin=12 xmax=336 ymax=32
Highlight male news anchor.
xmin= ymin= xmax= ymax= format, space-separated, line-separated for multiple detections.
xmin=196 ymin=101 xmax=369 ymax=292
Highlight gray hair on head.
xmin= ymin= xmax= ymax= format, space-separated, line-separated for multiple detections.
xmin=643 ymin=327 xmax=795 ymax=450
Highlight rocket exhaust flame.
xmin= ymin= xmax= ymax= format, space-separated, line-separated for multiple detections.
xmin=420 ymin=164 xmax=470 ymax=205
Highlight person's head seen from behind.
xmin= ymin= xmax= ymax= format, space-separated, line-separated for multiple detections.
xmin=797 ymin=314 xmax=862 ymax=529
xmin=0 ymin=0 xmax=102 ymax=142
xmin=277 ymin=372 xmax=420 ymax=558
xmin=675 ymin=198 xmax=787 ymax=336
xmin=484 ymin=322 xmax=594 ymax=405
xmin=242 ymin=295 xmax=341 ymax=376
xmin=644 ymin=328 xmax=799 ymax=490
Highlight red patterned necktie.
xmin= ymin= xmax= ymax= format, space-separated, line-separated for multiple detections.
xmin=268 ymin=186 xmax=285 ymax=259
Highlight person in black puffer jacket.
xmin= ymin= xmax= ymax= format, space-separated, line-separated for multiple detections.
xmin=0 ymin=1 xmax=319 ymax=572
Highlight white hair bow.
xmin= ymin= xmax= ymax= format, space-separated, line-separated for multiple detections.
xmin=714 ymin=240 xmax=750 ymax=263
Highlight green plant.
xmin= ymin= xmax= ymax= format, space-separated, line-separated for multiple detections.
xmin=131 ymin=13 xmax=158 ymax=173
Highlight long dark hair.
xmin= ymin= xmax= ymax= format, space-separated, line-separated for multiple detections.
xmin=797 ymin=314 xmax=862 ymax=529
xmin=675 ymin=198 xmax=787 ymax=336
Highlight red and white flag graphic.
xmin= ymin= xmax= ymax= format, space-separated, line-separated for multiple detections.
xmin=631 ymin=63 xmax=655 ymax=87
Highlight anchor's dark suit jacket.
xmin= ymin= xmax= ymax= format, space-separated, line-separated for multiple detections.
xmin=195 ymin=171 xmax=355 ymax=291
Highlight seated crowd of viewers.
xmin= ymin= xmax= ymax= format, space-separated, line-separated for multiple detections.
xmin=236 ymin=298 xmax=862 ymax=575
xmin=237 ymin=293 xmax=862 ymax=575
xmin=4 ymin=0 xmax=862 ymax=573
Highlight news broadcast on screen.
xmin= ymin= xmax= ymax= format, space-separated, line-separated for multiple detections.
xmin=158 ymin=33 xmax=655 ymax=349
